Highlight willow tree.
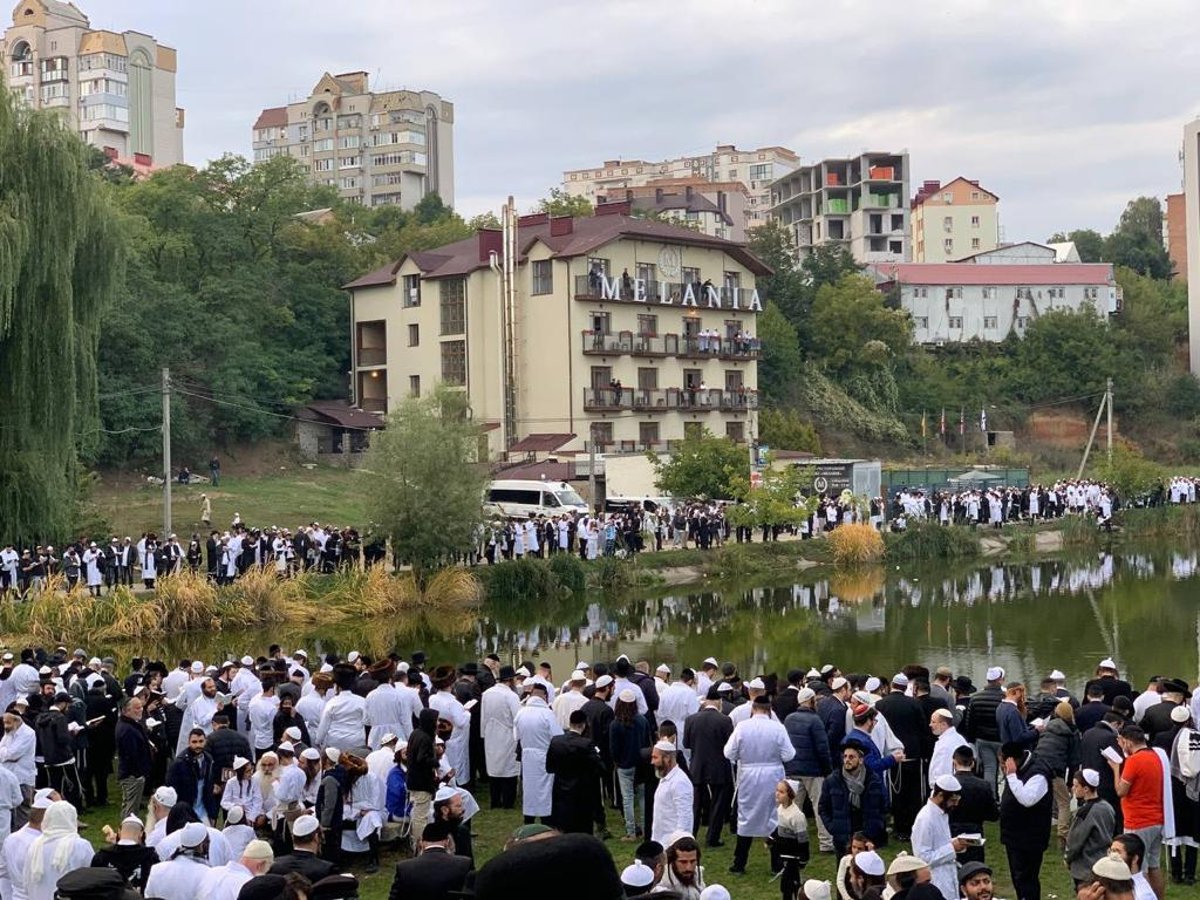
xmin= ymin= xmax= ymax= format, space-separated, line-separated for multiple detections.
xmin=0 ymin=83 xmax=123 ymax=544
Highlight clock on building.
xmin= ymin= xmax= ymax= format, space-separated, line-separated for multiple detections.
xmin=657 ymin=245 xmax=682 ymax=279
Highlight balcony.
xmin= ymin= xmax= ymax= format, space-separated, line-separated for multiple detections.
xmin=357 ymin=347 xmax=387 ymax=366
xmin=358 ymin=397 xmax=388 ymax=413
xmin=580 ymin=330 xmax=760 ymax=360
xmin=583 ymin=387 xmax=759 ymax=413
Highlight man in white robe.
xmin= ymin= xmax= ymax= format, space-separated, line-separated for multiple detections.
xmin=144 ymin=822 xmax=214 ymax=900
xmin=911 ymin=775 xmax=967 ymax=900
xmin=512 ymin=684 xmax=561 ymax=822
xmin=176 ymin=679 xmax=222 ymax=755
xmin=481 ymin=668 xmax=521 ymax=809
xmin=364 ymin=674 xmax=414 ymax=748
xmin=198 ymin=838 xmax=274 ymax=900
xmin=551 ymin=671 xmax=588 ymax=731
xmin=927 ymin=709 xmax=969 ymax=784
xmin=723 ymin=696 xmax=795 ymax=875
xmin=428 ymin=668 xmax=471 ymax=787
xmin=314 ymin=667 xmax=366 ymax=753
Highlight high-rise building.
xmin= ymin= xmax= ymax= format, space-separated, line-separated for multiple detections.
xmin=251 ymin=71 xmax=454 ymax=210
xmin=344 ymin=204 xmax=767 ymax=458
xmin=561 ymin=144 xmax=798 ymax=237
xmin=770 ymin=151 xmax=911 ymax=263
xmin=910 ymin=177 xmax=999 ymax=262
xmin=2 ymin=0 xmax=184 ymax=167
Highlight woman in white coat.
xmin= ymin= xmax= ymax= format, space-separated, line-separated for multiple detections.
xmin=24 ymin=801 xmax=94 ymax=900
xmin=724 ymin=696 xmax=796 ymax=875
xmin=481 ymin=669 xmax=521 ymax=808
xmin=512 ymin=684 xmax=562 ymax=821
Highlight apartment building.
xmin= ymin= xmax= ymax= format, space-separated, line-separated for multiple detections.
xmin=770 ymin=152 xmax=911 ymax=263
xmin=251 ymin=71 xmax=453 ymax=209
xmin=873 ymin=244 xmax=1119 ymax=345
xmin=911 ymin=177 xmax=1000 ymax=262
xmin=562 ymin=144 xmax=798 ymax=235
xmin=594 ymin=180 xmax=747 ymax=241
xmin=344 ymin=204 xmax=767 ymax=459
xmin=2 ymin=0 xmax=184 ymax=166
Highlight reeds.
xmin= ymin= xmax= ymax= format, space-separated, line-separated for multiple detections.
xmin=827 ymin=523 xmax=886 ymax=566
xmin=884 ymin=521 xmax=980 ymax=561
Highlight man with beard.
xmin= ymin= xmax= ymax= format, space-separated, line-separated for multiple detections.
xmin=877 ymin=673 xmax=931 ymax=841
xmin=513 ymin=682 xmax=561 ymax=824
xmin=177 ymin=677 xmax=222 ymax=755
xmin=820 ymin=740 xmax=888 ymax=858
xmin=999 ymin=741 xmax=1053 ymax=900
xmin=958 ymin=862 xmax=996 ymax=900
xmin=545 ymin=710 xmax=605 ymax=835
xmin=911 ymin=774 xmax=968 ymax=900
xmin=650 ymin=739 xmax=693 ymax=847
xmin=581 ymin=674 xmax=616 ymax=836
xmin=432 ymin=785 xmax=472 ymax=862
xmin=167 ymin=728 xmax=219 ymax=823
xmin=481 ymin=666 xmax=521 ymax=810
xmin=659 ymin=834 xmax=706 ymax=899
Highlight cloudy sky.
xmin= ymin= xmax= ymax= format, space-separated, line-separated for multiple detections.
xmin=83 ymin=0 xmax=1199 ymax=241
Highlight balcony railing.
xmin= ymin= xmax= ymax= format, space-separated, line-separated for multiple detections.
xmin=358 ymin=397 xmax=388 ymax=413
xmin=583 ymin=387 xmax=759 ymax=413
xmin=581 ymin=330 xmax=761 ymax=360
xmin=357 ymin=347 xmax=387 ymax=366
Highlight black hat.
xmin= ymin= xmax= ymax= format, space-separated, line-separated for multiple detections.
xmin=460 ymin=662 xmax=479 ymax=676
xmin=411 ymin=651 xmax=426 ymax=666
xmin=499 ymin=665 xmax=517 ymax=681
xmin=237 ymin=875 xmax=289 ymax=900
xmin=705 ymin=685 xmax=722 ymax=701
xmin=958 ymin=862 xmax=993 ymax=885
xmin=430 ymin=665 xmax=457 ymax=690
xmin=1163 ymin=678 xmax=1190 ymax=695
xmin=569 ymin=710 xmax=588 ymax=726
xmin=331 ymin=664 xmax=357 ymax=691
xmin=953 ymin=675 xmax=976 ymax=694
xmin=473 ymin=834 xmax=623 ymax=900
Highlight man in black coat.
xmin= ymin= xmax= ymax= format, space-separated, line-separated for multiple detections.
xmin=1083 ymin=660 xmax=1133 ymax=706
xmin=774 ymin=669 xmax=805 ymax=722
xmin=876 ymin=673 xmax=930 ymax=840
xmin=682 ymin=687 xmax=734 ymax=848
xmin=205 ymin=714 xmax=251 ymax=773
xmin=407 ymin=708 xmax=440 ymax=834
xmin=1079 ymin=712 xmax=1124 ymax=833
xmin=581 ymin=677 xmax=616 ymax=836
xmin=998 ymin=742 xmax=1054 ymax=900
xmin=115 ymin=695 xmax=153 ymax=820
xmin=165 ymin=727 xmax=219 ymax=823
xmin=546 ymin=710 xmax=605 ymax=835
xmin=948 ymin=746 xmax=998 ymax=865
xmin=387 ymin=820 xmax=472 ymax=900
xmin=1075 ymin=684 xmax=1111 ymax=734
xmin=817 ymin=677 xmax=851 ymax=761
xmin=270 ymin=813 xmax=336 ymax=881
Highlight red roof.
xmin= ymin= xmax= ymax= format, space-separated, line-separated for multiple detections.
xmin=343 ymin=212 xmax=771 ymax=289
xmin=253 ymin=107 xmax=288 ymax=130
xmin=873 ymin=262 xmax=1115 ymax=287
xmin=508 ymin=433 xmax=576 ymax=453
xmin=296 ymin=400 xmax=384 ymax=429
xmin=491 ymin=461 xmax=578 ymax=482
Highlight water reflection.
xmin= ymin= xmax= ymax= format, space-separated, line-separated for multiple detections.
xmin=127 ymin=547 xmax=1200 ymax=697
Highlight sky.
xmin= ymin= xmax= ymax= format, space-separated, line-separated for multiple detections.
xmin=78 ymin=0 xmax=1200 ymax=242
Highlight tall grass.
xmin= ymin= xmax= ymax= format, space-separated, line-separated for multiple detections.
xmin=885 ymin=522 xmax=979 ymax=562
xmin=828 ymin=523 xmax=886 ymax=566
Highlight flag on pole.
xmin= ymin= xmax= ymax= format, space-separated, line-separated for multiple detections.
xmin=940 ymin=408 xmax=946 ymax=436
xmin=959 ymin=408 xmax=965 ymax=435
xmin=921 ymin=411 xmax=927 ymax=438
xmin=980 ymin=407 xmax=988 ymax=433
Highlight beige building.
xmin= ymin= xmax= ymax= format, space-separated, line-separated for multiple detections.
xmin=2 ymin=0 xmax=183 ymax=166
xmin=911 ymin=177 xmax=1000 ymax=262
xmin=770 ymin=152 xmax=911 ymax=263
xmin=562 ymin=144 xmax=798 ymax=236
xmin=252 ymin=71 xmax=453 ymax=209
xmin=344 ymin=204 xmax=767 ymax=458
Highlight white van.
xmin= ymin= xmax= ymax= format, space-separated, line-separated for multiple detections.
xmin=483 ymin=479 xmax=589 ymax=519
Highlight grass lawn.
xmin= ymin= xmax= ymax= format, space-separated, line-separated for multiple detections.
xmin=93 ymin=467 xmax=371 ymax=539
xmin=76 ymin=786 xmax=1079 ymax=900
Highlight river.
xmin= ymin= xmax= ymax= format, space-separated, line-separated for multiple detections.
xmin=110 ymin=542 xmax=1200 ymax=695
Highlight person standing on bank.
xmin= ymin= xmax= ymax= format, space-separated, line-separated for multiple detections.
xmin=1064 ymin=768 xmax=1116 ymax=889
xmin=481 ymin=665 xmax=521 ymax=810
xmin=545 ymin=709 xmax=605 ymax=835
xmin=725 ymin=694 xmax=796 ymax=876
xmin=999 ymin=741 xmax=1054 ymax=900
xmin=685 ymin=686 xmax=735 ymax=850
xmin=513 ymin=682 xmax=561 ymax=825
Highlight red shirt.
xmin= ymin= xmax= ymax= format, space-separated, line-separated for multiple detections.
xmin=1121 ymin=747 xmax=1164 ymax=829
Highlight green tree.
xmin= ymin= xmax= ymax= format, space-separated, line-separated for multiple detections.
xmin=0 ymin=86 xmax=125 ymax=543
xmin=538 ymin=188 xmax=593 ymax=217
xmin=757 ymin=303 xmax=803 ymax=403
xmin=648 ymin=431 xmax=747 ymax=499
xmin=727 ymin=463 xmax=814 ymax=530
xmin=1004 ymin=308 xmax=1118 ymax=404
xmin=365 ymin=387 xmax=487 ymax=585
xmin=758 ymin=408 xmax=821 ymax=453
xmin=1047 ymin=229 xmax=1105 ymax=262
xmin=412 ymin=192 xmax=452 ymax=225
xmin=1103 ymin=197 xmax=1172 ymax=279
xmin=809 ymin=274 xmax=913 ymax=378
xmin=1093 ymin=445 xmax=1164 ymax=501
xmin=468 ymin=211 xmax=501 ymax=230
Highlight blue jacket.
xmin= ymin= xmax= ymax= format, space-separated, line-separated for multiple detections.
xmin=784 ymin=708 xmax=833 ymax=777
xmin=846 ymin=727 xmax=896 ymax=777
xmin=996 ymin=701 xmax=1038 ymax=751
xmin=386 ymin=766 xmax=408 ymax=819
xmin=819 ymin=766 xmax=887 ymax=849
xmin=609 ymin=714 xmax=651 ymax=770
xmin=817 ymin=696 xmax=847 ymax=759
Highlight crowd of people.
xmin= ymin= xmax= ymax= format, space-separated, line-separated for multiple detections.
xmin=0 ymin=645 xmax=1193 ymax=900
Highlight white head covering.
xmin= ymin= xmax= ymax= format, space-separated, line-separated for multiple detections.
xmin=746 ymin=678 xmax=766 ymax=690
xmin=985 ymin=666 xmax=1005 ymax=682
xmin=1080 ymin=768 xmax=1101 ymax=788
xmin=804 ymin=880 xmax=832 ymax=900
xmin=796 ymin=687 xmax=816 ymax=705
xmin=653 ymin=740 xmax=677 ymax=753
xmin=27 ymin=801 xmax=80 ymax=882
xmin=225 ymin=805 xmax=245 ymax=825
xmin=854 ymin=850 xmax=885 ymax=876
xmin=933 ymin=774 xmax=962 ymax=793
xmin=700 ymin=887 xmax=732 ymax=900
xmin=621 ymin=861 xmax=655 ymax=888
xmin=864 ymin=676 xmax=882 ymax=693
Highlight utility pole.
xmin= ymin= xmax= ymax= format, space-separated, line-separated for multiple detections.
xmin=1106 ymin=376 xmax=1114 ymax=465
xmin=162 ymin=367 xmax=172 ymax=536
xmin=587 ymin=425 xmax=597 ymax=514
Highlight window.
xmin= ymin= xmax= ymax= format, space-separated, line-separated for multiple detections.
xmin=943 ymin=215 xmax=953 ymax=230
xmin=1017 ymin=316 xmax=1030 ymax=328
xmin=942 ymin=192 xmax=953 ymax=203
xmin=591 ymin=422 xmax=613 ymax=446
xmin=637 ymin=368 xmax=658 ymax=390
xmin=682 ymin=266 xmax=700 ymax=287
xmin=971 ymin=238 xmax=981 ymax=249
xmin=726 ymin=421 xmax=745 ymax=442
xmin=313 ymin=158 xmax=333 ymax=172
xmin=1085 ymin=287 xmax=1099 ymax=300
xmin=587 ymin=257 xmax=610 ymax=276
xmin=1048 ymin=287 xmax=1065 ymax=299
xmin=724 ymin=370 xmax=744 ymax=391
xmin=403 ymin=274 xmax=421 ymax=307
xmin=982 ymin=286 xmax=996 ymax=299
xmin=914 ymin=316 xmax=929 ymax=329
xmin=590 ymin=312 xmax=612 ymax=334
xmin=971 ymin=191 xmax=981 ymax=201
xmin=637 ymin=314 xmax=657 ymax=336
xmin=439 ymin=278 xmax=466 ymax=335
xmin=81 ymin=104 xmax=128 ymax=122
xmin=639 ymin=422 xmax=660 ymax=446
xmin=983 ymin=316 xmax=998 ymax=329
xmin=338 ymin=135 xmax=360 ymax=149
xmin=39 ymin=82 xmax=68 ymax=101
xmin=409 ymin=375 xmax=420 ymax=397
xmin=340 ymin=176 xmax=359 ymax=189
xmin=531 ymin=259 xmax=553 ymax=295
xmin=440 ymin=341 xmax=466 ymax=385
xmin=313 ymin=138 xmax=334 ymax=152
xmin=750 ymin=163 xmax=773 ymax=181
xmin=970 ymin=215 xmax=980 ymax=227
xmin=728 ymin=169 xmax=738 ymax=178
xmin=949 ymin=316 xmax=963 ymax=329
xmin=684 ymin=422 xmax=703 ymax=440
xmin=943 ymin=238 xmax=953 ymax=252
xmin=407 ymin=324 xmax=419 ymax=347
xmin=339 ymin=155 xmax=361 ymax=169
xmin=945 ymin=287 xmax=962 ymax=299
xmin=372 ymin=172 xmax=405 ymax=187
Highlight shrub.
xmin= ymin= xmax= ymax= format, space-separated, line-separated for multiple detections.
xmin=594 ymin=556 xmax=636 ymax=594
xmin=885 ymin=522 xmax=979 ymax=561
xmin=547 ymin=553 xmax=586 ymax=594
xmin=483 ymin=558 xmax=559 ymax=603
xmin=827 ymin=523 xmax=886 ymax=566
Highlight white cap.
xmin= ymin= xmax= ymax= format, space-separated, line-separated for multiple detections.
xmin=594 ymin=675 xmax=613 ymax=688
xmin=618 ymin=689 xmax=637 ymax=703
xmin=379 ymin=732 xmax=399 ymax=745
xmin=347 ymin=651 xmax=360 ymax=664
xmin=653 ymin=740 xmax=677 ymax=753
xmin=887 ymin=853 xmax=930 ymax=875
xmin=190 ymin=661 xmax=204 ymax=674
xmin=292 ymin=814 xmax=320 ymax=838
xmin=276 ymin=741 xmax=295 ymax=754
xmin=241 ymin=656 xmax=254 ymax=667
xmin=243 ymin=840 xmax=275 ymax=862
xmin=232 ymin=755 xmax=250 ymax=771
xmin=435 ymin=737 xmax=445 ymax=746
xmin=621 ymin=861 xmax=655 ymax=888
xmin=1049 ymin=669 xmax=1066 ymax=681
xmin=121 ymin=815 xmax=143 ymax=829
xmin=830 ymin=676 xmax=848 ymax=690
xmin=700 ymin=888 xmax=732 ymax=900
xmin=1172 ymin=705 xmax=1191 ymax=724
xmin=32 ymin=787 xmax=56 ymax=809
xmin=933 ymin=774 xmax=962 ymax=792
xmin=180 ymin=822 xmax=208 ymax=848
xmin=575 ymin=661 xmax=591 ymax=670
xmin=516 ymin=666 xmax=531 ymax=678
xmin=864 ymin=676 xmax=881 ymax=693
xmin=285 ymin=726 xmax=302 ymax=741
xmin=656 ymin=664 xmax=671 ymax=675
xmin=319 ymin=663 xmax=333 ymax=674
xmin=434 ymin=785 xmax=457 ymax=803
xmin=293 ymin=649 xmax=308 ymax=659
xmin=854 ymin=850 xmax=885 ymax=877
xmin=225 ymin=805 xmax=245 ymax=825
xmin=1099 ymin=658 xmax=1117 ymax=670
xmin=804 ymin=880 xmax=832 ymax=900
xmin=325 ymin=747 xmax=341 ymax=764
xmin=301 ymin=747 xmax=321 ymax=761
xmin=1 ymin=653 xmax=11 ymax=662
xmin=747 ymin=677 xmax=766 ymax=690
xmin=892 ymin=673 xmax=909 ymax=687
xmin=1081 ymin=768 xmax=1101 ymax=787
xmin=931 ymin=708 xmax=954 ymax=721
xmin=986 ymin=666 xmax=1005 ymax=682
xmin=717 ymin=682 xmax=733 ymax=693
xmin=569 ymin=671 xmax=586 ymax=683
xmin=152 ymin=786 xmax=177 ymax=807
xmin=806 ymin=668 xmax=821 ymax=679
xmin=703 ymin=657 xmax=719 ymax=668
xmin=1093 ymin=856 xmax=1133 ymax=880
xmin=88 ymin=657 xmax=101 ymax=667
xmin=796 ymin=687 xmax=816 ymax=704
